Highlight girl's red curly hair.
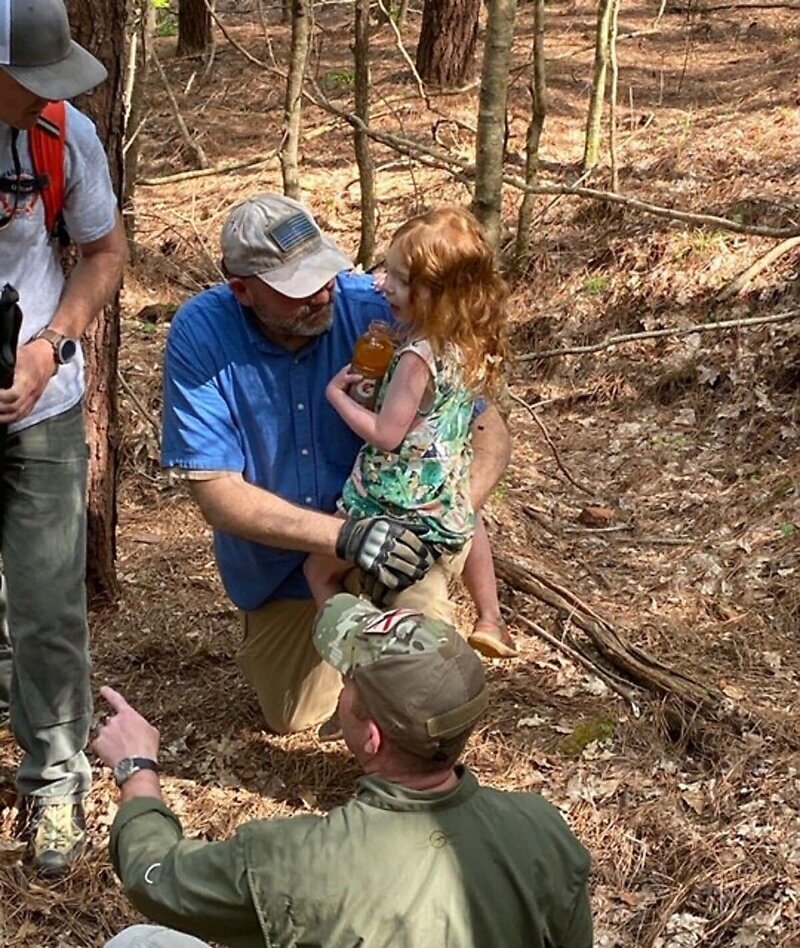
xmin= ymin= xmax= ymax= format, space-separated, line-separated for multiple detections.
xmin=390 ymin=205 xmax=509 ymax=397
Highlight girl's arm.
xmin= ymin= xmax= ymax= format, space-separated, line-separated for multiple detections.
xmin=327 ymin=351 xmax=431 ymax=452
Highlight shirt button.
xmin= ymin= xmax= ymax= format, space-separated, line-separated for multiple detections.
xmin=301 ymin=448 xmax=309 ymax=456
xmin=305 ymin=496 xmax=313 ymax=504
xmin=297 ymin=403 xmax=305 ymax=411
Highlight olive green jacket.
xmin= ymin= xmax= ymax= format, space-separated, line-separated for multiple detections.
xmin=110 ymin=767 xmax=592 ymax=947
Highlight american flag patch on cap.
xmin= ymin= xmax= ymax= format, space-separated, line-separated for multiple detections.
xmin=270 ymin=212 xmax=318 ymax=253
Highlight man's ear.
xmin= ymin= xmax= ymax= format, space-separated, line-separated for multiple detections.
xmin=363 ymin=719 xmax=383 ymax=757
xmin=228 ymin=276 xmax=251 ymax=306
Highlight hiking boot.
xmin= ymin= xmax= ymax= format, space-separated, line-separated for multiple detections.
xmin=28 ymin=800 xmax=86 ymax=876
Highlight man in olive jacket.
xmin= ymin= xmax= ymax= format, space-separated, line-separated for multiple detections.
xmin=96 ymin=595 xmax=593 ymax=948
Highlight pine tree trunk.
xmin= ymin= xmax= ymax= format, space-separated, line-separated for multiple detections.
xmin=473 ymin=0 xmax=518 ymax=251
xmin=281 ymin=0 xmax=312 ymax=200
xmin=66 ymin=0 xmax=127 ymax=603
xmin=415 ymin=0 xmax=481 ymax=88
xmin=177 ymin=0 xmax=211 ymax=57
xmin=353 ymin=0 xmax=376 ymax=268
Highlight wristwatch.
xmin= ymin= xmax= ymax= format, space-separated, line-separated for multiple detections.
xmin=113 ymin=757 xmax=160 ymax=787
xmin=36 ymin=328 xmax=78 ymax=366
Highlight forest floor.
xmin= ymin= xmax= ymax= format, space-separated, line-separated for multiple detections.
xmin=1 ymin=1 xmax=799 ymax=945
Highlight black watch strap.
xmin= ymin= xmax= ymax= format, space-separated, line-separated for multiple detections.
xmin=114 ymin=756 xmax=160 ymax=786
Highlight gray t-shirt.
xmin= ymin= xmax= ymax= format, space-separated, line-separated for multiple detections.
xmin=0 ymin=103 xmax=118 ymax=432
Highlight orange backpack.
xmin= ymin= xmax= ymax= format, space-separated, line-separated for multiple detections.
xmin=29 ymin=100 xmax=68 ymax=242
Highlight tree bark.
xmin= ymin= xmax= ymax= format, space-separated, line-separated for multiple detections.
xmin=415 ymin=0 xmax=481 ymax=88
xmin=583 ymin=0 xmax=615 ymax=172
xmin=514 ymin=0 xmax=547 ymax=264
xmin=608 ymin=0 xmax=621 ymax=190
xmin=177 ymin=0 xmax=212 ymax=57
xmin=473 ymin=0 xmax=518 ymax=250
xmin=66 ymin=0 xmax=127 ymax=603
xmin=123 ymin=0 xmax=155 ymax=248
xmin=281 ymin=0 xmax=312 ymax=200
xmin=353 ymin=0 xmax=376 ymax=268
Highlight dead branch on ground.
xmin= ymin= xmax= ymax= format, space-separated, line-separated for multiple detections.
xmin=139 ymin=154 xmax=277 ymax=186
xmin=715 ymin=237 xmax=800 ymax=303
xmin=201 ymin=13 xmax=800 ymax=241
xmin=304 ymin=85 xmax=800 ymax=240
xmin=376 ymin=0 xmax=429 ymax=107
xmin=118 ymin=370 xmax=161 ymax=448
xmin=509 ymin=392 xmax=595 ymax=496
xmin=518 ymin=309 xmax=800 ymax=361
xmin=512 ymin=611 xmax=642 ymax=706
xmin=494 ymin=553 xmax=749 ymax=735
xmin=151 ymin=48 xmax=209 ymax=171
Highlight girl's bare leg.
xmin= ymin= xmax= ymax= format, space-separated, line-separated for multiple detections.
xmin=463 ymin=514 xmax=517 ymax=658
xmin=304 ymin=553 xmax=352 ymax=609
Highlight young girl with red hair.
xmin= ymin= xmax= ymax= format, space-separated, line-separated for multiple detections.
xmin=305 ymin=206 xmax=516 ymax=658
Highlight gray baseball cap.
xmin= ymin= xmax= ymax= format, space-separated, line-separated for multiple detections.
xmin=0 ymin=0 xmax=107 ymax=100
xmin=314 ymin=594 xmax=488 ymax=759
xmin=221 ymin=193 xmax=352 ymax=299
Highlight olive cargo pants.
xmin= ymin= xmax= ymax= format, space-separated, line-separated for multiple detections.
xmin=0 ymin=403 xmax=92 ymax=800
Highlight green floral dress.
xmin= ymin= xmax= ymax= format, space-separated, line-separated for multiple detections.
xmin=339 ymin=339 xmax=475 ymax=552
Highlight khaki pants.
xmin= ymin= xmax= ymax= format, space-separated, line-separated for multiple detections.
xmin=392 ymin=542 xmax=470 ymax=625
xmin=237 ymin=544 xmax=470 ymax=734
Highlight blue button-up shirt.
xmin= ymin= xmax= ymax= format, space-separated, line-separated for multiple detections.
xmin=161 ymin=272 xmax=391 ymax=609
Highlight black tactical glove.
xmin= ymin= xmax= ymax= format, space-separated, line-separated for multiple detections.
xmin=336 ymin=517 xmax=433 ymax=598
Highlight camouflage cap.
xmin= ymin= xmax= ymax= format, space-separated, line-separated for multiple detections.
xmin=313 ymin=593 xmax=488 ymax=759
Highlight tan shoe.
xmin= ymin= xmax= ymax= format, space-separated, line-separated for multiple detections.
xmin=28 ymin=800 xmax=86 ymax=876
xmin=468 ymin=620 xmax=518 ymax=659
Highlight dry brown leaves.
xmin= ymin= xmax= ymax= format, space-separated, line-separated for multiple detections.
xmin=2 ymin=0 xmax=800 ymax=945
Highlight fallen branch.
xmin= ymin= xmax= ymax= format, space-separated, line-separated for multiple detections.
xmin=715 ymin=236 xmax=800 ymax=303
xmin=513 ymin=612 xmax=642 ymax=708
xmin=377 ymin=0 xmax=429 ymax=107
xmin=517 ymin=309 xmax=800 ymax=361
xmin=138 ymin=117 xmax=342 ymax=186
xmin=495 ymin=552 xmax=741 ymax=731
xmin=205 ymin=7 xmax=800 ymax=241
xmin=509 ymin=392 xmax=595 ymax=496
xmin=151 ymin=48 xmax=209 ymax=171
xmin=118 ymin=370 xmax=161 ymax=447
xmin=139 ymin=155 xmax=275 ymax=186
xmin=308 ymin=87 xmax=800 ymax=239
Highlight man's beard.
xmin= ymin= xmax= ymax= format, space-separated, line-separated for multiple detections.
xmin=256 ymin=302 xmax=333 ymax=338
xmin=284 ymin=303 xmax=334 ymax=337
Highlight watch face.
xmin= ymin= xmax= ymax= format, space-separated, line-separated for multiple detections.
xmin=57 ymin=338 xmax=78 ymax=364
xmin=113 ymin=758 xmax=136 ymax=785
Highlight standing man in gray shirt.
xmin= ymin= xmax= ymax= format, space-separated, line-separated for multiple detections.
xmin=0 ymin=0 xmax=126 ymax=874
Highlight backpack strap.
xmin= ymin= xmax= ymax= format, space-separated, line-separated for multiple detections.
xmin=29 ymin=100 xmax=67 ymax=240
